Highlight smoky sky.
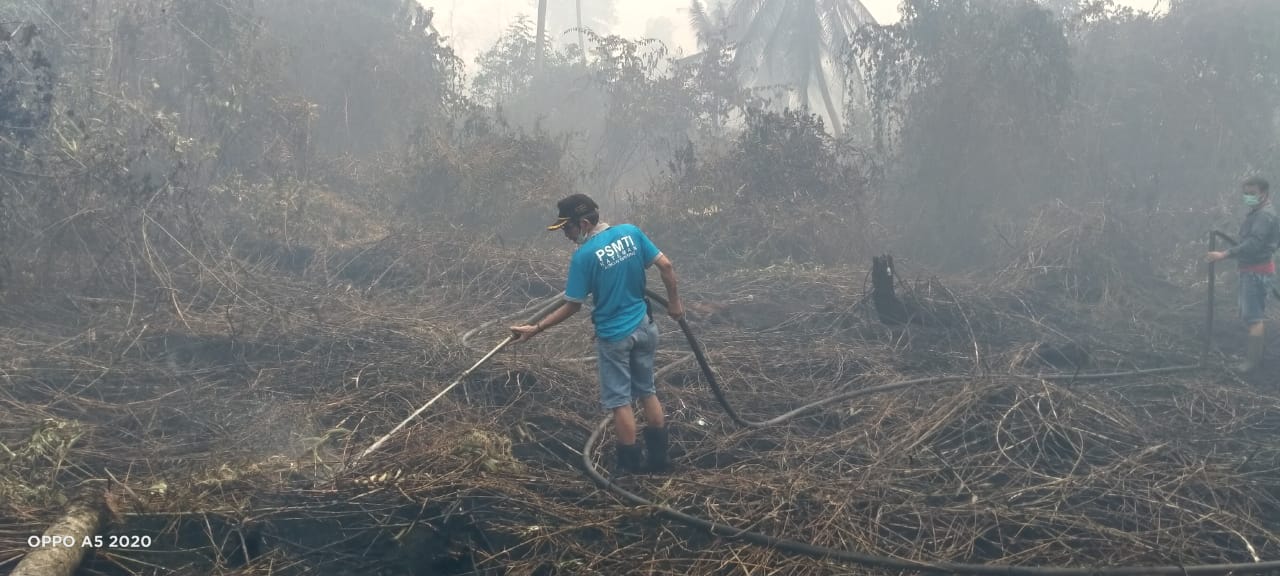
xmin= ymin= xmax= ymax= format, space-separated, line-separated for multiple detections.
xmin=422 ymin=0 xmax=1162 ymax=67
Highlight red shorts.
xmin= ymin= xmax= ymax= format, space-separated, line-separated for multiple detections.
xmin=1241 ymin=261 xmax=1276 ymax=274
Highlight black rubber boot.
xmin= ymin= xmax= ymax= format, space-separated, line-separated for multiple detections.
xmin=642 ymin=426 xmax=670 ymax=473
xmin=616 ymin=443 xmax=644 ymax=474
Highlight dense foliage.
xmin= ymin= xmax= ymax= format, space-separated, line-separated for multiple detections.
xmin=853 ymin=0 xmax=1280 ymax=267
xmin=0 ymin=0 xmax=1275 ymax=289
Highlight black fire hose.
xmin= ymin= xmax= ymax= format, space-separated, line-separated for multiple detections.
xmin=1203 ymin=230 xmax=1280 ymax=361
xmin=571 ymin=288 xmax=1280 ymax=575
xmin=354 ymin=251 xmax=1268 ymax=574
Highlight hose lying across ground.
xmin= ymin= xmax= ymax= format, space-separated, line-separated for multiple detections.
xmin=369 ymin=287 xmax=1279 ymax=575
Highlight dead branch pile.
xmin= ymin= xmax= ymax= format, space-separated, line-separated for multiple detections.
xmin=2 ymin=225 xmax=1278 ymax=576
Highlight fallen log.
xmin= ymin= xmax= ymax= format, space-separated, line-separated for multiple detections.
xmin=12 ymin=490 xmax=107 ymax=576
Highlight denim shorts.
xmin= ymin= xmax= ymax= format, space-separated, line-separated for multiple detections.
xmin=1239 ymin=271 xmax=1273 ymax=325
xmin=596 ymin=319 xmax=658 ymax=411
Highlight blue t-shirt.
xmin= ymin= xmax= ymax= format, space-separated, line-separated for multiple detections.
xmin=564 ymin=223 xmax=662 ymax=342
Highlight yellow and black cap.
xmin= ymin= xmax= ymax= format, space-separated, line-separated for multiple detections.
xmin=547 ymin=194 xmax=599 ymax=231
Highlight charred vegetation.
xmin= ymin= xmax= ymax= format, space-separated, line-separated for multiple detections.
xmin=3 ymin=0 xmax=1280 ymax=574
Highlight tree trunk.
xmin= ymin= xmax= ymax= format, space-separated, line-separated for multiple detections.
xmin=12 ymin=491 xmax=107 ymax=576
xmin=535 ymin=0 xmax=548 ymax=74
xmin=576 ymin=0 xmax=586 ymax=59
xmin=815 ymin=60 xmax=844 ymax=139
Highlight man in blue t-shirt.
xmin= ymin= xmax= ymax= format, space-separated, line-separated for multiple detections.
xmin=511 ymin=194 xmax=685 ymax=474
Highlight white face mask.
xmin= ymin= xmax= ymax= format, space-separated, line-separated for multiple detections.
xmin=570 ymin=220 xmax=603 ymax=245
xmin=567 ymin=223 xmax=584 ymax=245
xmin=574 ymin=222 xmax=597 ymax=245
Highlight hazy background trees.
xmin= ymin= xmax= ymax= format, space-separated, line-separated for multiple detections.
xmin=854 ymin=0 xmax=1280 ymax=270
xmin=0 ymin=0 xmax=1276 ymax=294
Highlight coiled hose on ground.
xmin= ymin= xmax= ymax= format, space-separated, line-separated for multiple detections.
xmin=368 ymin=283 xmax=1278 ymax=575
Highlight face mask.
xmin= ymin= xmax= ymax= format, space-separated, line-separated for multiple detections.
xmin=1244 ymin=194 xmax=1262 ymax=208
xmin=573 ymin=222 xmax=598 ymax=245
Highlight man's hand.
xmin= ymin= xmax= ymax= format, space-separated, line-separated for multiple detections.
xmin=511 ymin=302 xmax=579 ymax=343
xmin=510 ymin=324 xmax=540 ymax=343
xmin=1206 ymin=251 xmax=1229 ymax=263
xmin=667 ymin=298 xmax=684 ymax=321
xmin=653 ymin=254 xmax=683 ymax=322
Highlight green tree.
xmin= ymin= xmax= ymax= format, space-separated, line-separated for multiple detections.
xmin=1064 ymin=0 xmax=1280 ymax=222
xmin=471 ymin=20 xmax=741 ymax=210
xmin=473 ymin=17 xmax=573 ymax=108
xmin=256 ymin=0 xmax=461 ymax=158
xmin=636 ymin=107 xmax=868 ymax=266
xmin=686 ymin=1 xmax=750 ymax=132
xmin=854 ymin=0 xmax=1074 ymax=264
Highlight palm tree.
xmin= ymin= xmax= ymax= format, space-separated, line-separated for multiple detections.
xmin=723 ymin=0 xmax=877 ymax=138
xmin=690 ymin=0 xmax=732 ymax=52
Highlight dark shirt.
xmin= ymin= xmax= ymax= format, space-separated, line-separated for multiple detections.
xmin=1228 ymin=202 xmax=1280 ymax=269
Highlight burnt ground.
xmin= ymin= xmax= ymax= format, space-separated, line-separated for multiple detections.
xmin=2 ymin=236 xmax=1279 ymax=576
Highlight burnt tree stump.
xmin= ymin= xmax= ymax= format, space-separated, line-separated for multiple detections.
xmin=871 ymin=255 xmax=919 ymax=326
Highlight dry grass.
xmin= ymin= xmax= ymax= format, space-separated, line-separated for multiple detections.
xmin=1 ymin=213 xmax=1277 ymax=575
